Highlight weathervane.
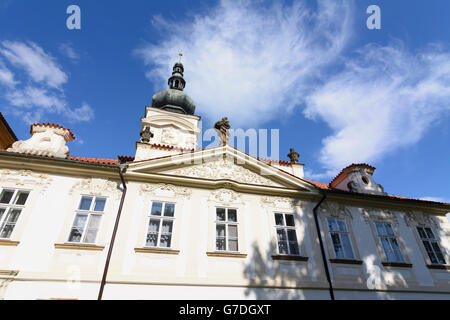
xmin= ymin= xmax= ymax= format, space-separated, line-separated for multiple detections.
xmin=178 ymin=50 xmax=183 ymax=62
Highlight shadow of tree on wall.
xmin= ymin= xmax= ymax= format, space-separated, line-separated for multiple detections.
xmin=242 ymin=240 xmax=311 ymax=300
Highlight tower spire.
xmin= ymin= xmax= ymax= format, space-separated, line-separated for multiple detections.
xmin=168 ymin=54 xmax=186 ymax=91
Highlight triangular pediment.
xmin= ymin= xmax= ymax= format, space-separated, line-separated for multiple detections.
xmin=128 ymin=145 xmax=318 ymax=192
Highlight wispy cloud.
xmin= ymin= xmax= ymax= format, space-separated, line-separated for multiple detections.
xmin=59 ymin=43 xmax=79 ymax=62
xmin=1 ymin=40 xmax=67 ymax=89
xmin=0 ymin=41 xmax=94 ymax=124
xmin=135 ymin=0 xmax=353 ymax=127
xmin=305 ymin=42 xmax=450 ymax=177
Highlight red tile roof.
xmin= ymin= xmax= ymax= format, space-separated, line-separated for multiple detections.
xmin=67 ymin=157 xmax=118 ymax=165
xmin=329 ymin=163 xmax=376 ymax=188
xmin=31 ymin=123 xmax=76 ymax=141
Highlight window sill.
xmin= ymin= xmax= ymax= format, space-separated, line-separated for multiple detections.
xmin=330 ymin=258 xmax=363 ymax=265
xmin=271 ymin=255 xmax=308 ymax=262
xmin=54 ymin=243 xmax=105 ymax=251
xmin=0 ymin=239 xmax=20 ymax=247
xmin=382 ymin=261 xmax=413 ymax=268
xmin=134 ymin=247 xmax=180 ymax=255
xmin=206 ymin=251 xmax=247 ymax=258
xmin=427 ymin=264 xmax=450 ymax=270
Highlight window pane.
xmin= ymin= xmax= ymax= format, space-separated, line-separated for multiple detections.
xmin=327 ymin=218 xmax=338 ymax=232
xmin=0 ymin=208 xmax=5 ymax=221
xmin=275 ymin=214 xmax=284 ymax=226
xmin=228 ymin=225 xmax=237 ymax=238
xmin=68 ymin=228 xmax=83 ymax=242
xmin=216 ymin=239 xmax=226 ymax=251
xmin=341 ymin=234 xmax=355 ymax=259
xmin=160 ymin=235 xmax=172 ymax=248
xmin=425 ymin=228 xmax=435 ymax=240
xmin=216 ymin=224 xmax=226 ymax=238
xmin=431 ymin=242 xmax=446 ymax=264
xmin=93 ymin=198 xmax=106 ymax=212
xmin=216 ymin=208 xmax=226 ymax=221
xmin=380 ymin=238 xmax=394 ymax=261
xmin=146 ymin=233 xmax=158 ymax=247
xmin=73 ymin=214 xmax=88 ymax=228
xmin=83 ymin=229 xmax=98 ymax=243
xmin=79 ymin=197 xmax=93 ymax=210
xmin=337 ymin=219 xmax=347 ymax=232
xmin=287 ymin=230 xmax=297 ymax=242
xmin=15 ymin=192 xmax=29 ymax=205
xmin=389 ymin=238 xmax=404 ymax=262
xmin=285 ymin=215 xmax=295 ymax=227
xmin=385 ymin=224 xmax=394 ymax=236
xmin=164 ymin=203 xmax=175 ymax=217
xmin=375 ymin=222 xmax=386 ymax=236
xmin=289 ymin=242 xmax=299 ymax=255
xmin=277 ymin=229 xmax=287 ymax=241
xmin=7 ymin=209 xmax=21 ymax=223
xmin=0 ymin=190 xmax=14 ymax=204
xmin=331 ymin=233 xmax=344 ymax=258
xmin=161 ymin=220 xmax=173 ymax=234
xmin=0 ymin=224 xmax=15 ymax=238
xmin=148 ymin=219 xmax=160 ymax=233
xmin=227 ymin=209 xmax=237 ymax=222
xmin=228 ymin=239 xmax=238 ymax=252
xmin=423 ymin=241 xmax=438 ymax=264
xmin=151 ymin=202 xmax=163 ymax=216
xmin=278 ymin=241 xmax=288 ymax=254
xmin=417 ymin=227 xmax=427 ymax=239
xmin=87 ymin=215 xmax=101 ymax=229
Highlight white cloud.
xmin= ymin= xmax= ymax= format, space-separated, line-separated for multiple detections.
xmin=304 ymin=43 xmax=450 ymax=177
xmin=0 ymin=59 xmax=17 ymax=87
xmin=0 ymin=41 xmax=67 ymax=89
xmin=136 ymin=0 xmax=353 ymax=127
xmin=59 ymin=43 xmax=79 ymax=62
xmin=0 ymin=41 xmax=94 ymax=123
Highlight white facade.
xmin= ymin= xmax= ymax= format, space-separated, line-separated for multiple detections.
xmin=0 ymin=107 xmax=449 ymax=300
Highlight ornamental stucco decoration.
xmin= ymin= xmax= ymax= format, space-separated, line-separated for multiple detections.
xmin=404 ymin=211 xmax=438 ymax=229
xmin=261 ymin=196 xmax=299 ymax=210
xmin=140 ymin=183 xmax=192 ymax=199
xmin=69 ymin=178 xmax=120 ymax=198
xmin=363 ymin=208 xmax=398 ymax=226
xmin=7 ymin=123 xmax=74 ymax=158
xmin=170 ymin=158 xmax=278 ymax=187
xmin=321 ymin=201 xmax=353 ymax=220
xmin=0 ymin=169 xmax=52 ymax=193
xmin=209 ymin=188 xmax=241 ymax=204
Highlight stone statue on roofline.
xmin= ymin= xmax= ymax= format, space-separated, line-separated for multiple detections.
xmin=140 ymin=126 xmax=154 ymax=144
xmin=214 ymin=117 xmax=230 ymax=146
xmin=287 ymin=148 xmax=299 ymax=163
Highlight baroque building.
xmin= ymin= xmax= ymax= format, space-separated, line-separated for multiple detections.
xmin=0 ymin=62 xmax=449 ymax=300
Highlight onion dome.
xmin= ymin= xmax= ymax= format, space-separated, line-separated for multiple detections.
xmin=151 ymin=61 xmax=196 ymax=115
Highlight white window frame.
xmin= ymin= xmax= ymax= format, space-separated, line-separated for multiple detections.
xmin=145 ymin=201 xmax=176 ymax=249
xmin=416 ymin=226 xmax=447 ymax=265
xmin=0 ymin=188 xmax=30 ymax=240
xmin=67 ymin=195 xmax=107 ymax=244
xmin=274 ymin=212 xmax=300 ymax=256
xmin=375 ymin=221 xmax=405 ymax=263
xmin=215 ymin=207 xmax=239 ymax=252
xmin=326 ymin=217 xmax=355 ymax=260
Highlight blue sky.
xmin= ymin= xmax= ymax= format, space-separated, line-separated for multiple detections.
xmin=0 ymin=0 xmax=450 ymax=203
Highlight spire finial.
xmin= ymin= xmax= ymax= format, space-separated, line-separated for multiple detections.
xmin=178 ymin=50 xmax=183 ymax=62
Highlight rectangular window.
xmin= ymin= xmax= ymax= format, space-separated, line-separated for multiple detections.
xmin=327 ymin=217 xmax=355 ymax=259
xmin=0 ymin=189 xmax=29 ymax=239
xmin=375 ymin=222 xmax=404 ymax=262
xmin=274 ymin=213 xmax=299 ymax=255
xmin=146 ymin=202 xmax=175 ymax=248
xmin=417 ymin=227 xmax=446 ymax=265
xmin=68 ymin=196 xmax=106 ymax=244
xmin=215 ymin=208 xmax=238 ymax=252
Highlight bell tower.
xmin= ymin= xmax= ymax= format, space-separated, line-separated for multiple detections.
xmin=135 ymin=58 xmax=201 ymax=160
